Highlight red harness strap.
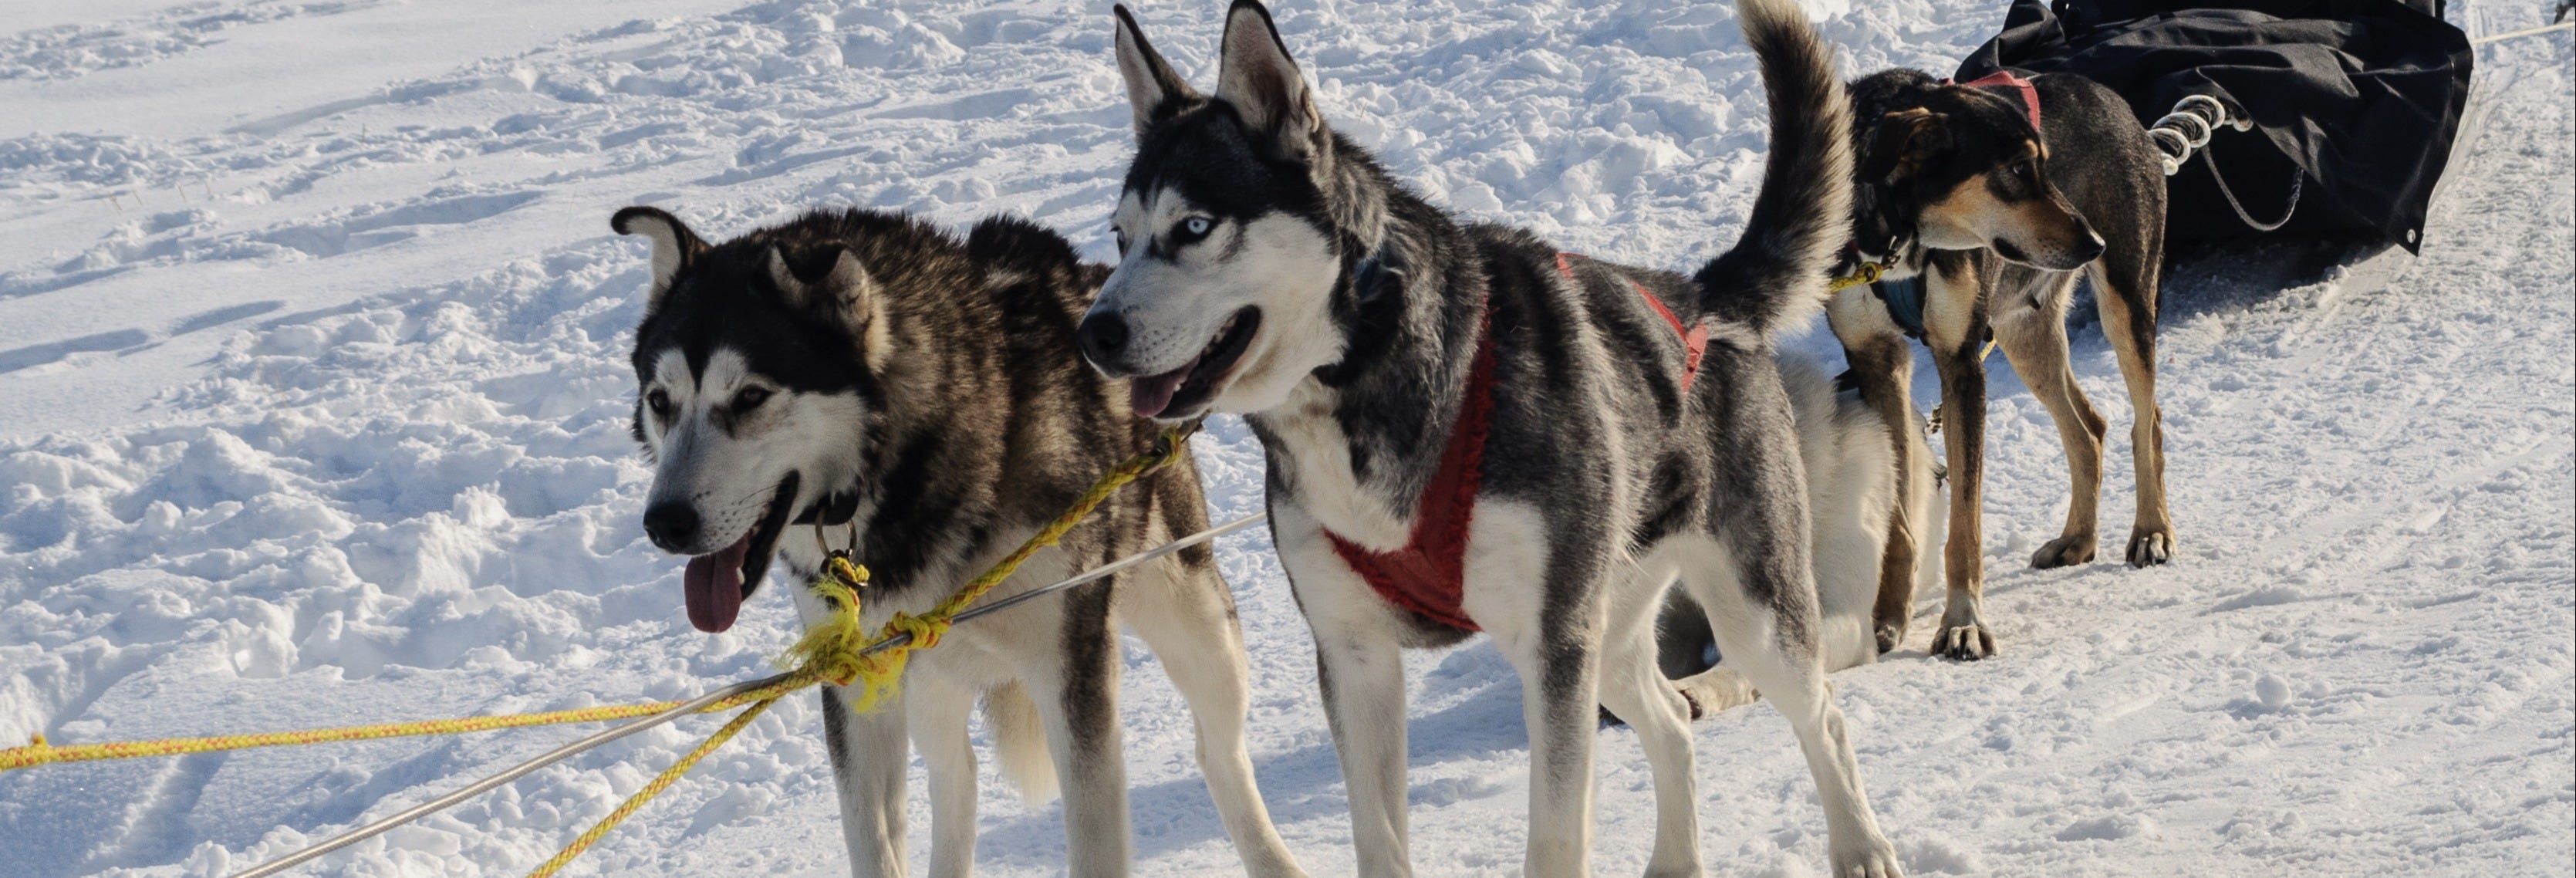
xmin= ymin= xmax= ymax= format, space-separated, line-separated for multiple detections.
xmin=1325 ymin=294 xmax=1497 ymax=632
xmin=1953 ymin=70 xmax=2044 ymax=135
xmin=1557 ymin=253 xmax=1709 ymax=392
xmin=1321 ymin=255 xmax=1709 ymax=633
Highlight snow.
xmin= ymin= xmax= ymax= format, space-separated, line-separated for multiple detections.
xmin=0 ymin=0 xmax=2568 ymax=876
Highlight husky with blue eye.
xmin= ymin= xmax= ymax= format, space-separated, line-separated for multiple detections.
xmin=1077 ymin=0 xmax=1908 ymax=874
xmin=614 ymin=205 xmax=1308 ymax=878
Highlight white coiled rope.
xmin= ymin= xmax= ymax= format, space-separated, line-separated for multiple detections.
xmin=2147 ymin=93 xmax=2301 ymax=231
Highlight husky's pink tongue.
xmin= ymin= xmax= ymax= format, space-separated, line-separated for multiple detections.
xmin=1129 ymin=368 xmax=1190 ymax=418
xmin=684 ymin=534 xmax=752 ymax=633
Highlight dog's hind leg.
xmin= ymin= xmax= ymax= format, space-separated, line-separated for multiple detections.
xmin=906 ymin=677 xmax=978 ymax=878
xmin=1688 ymin=353 xmax=1898 ymax=875
xmin=2090 ymin=239 xmax=2173 ymax=566
xmin=1827 ymin=288 xmax=1926 ymax=654
xmin=819 ymin=684 xmax=912 ymax=877
xmin=1123 ymin=554 xmax=1310 ymax=878
xmin=1678 ymin=446 xmax=1899 ymax=876
xmin=1989 ymin=266 xmax=2107 ymax=570
xmin=1465 ymin=505 xmax=1607 ymax=878
xmin=1594 ymin=559 xmax=1705 ymax=877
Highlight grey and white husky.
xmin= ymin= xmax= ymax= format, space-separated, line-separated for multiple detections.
xmin=614 ymin=205 xmax=1308 ymax=878
xmin=1079 ymin=0 xmax=1908 ymax=875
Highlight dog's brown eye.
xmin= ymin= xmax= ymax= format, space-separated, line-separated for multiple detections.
xmin=646 ymin=389 xmax=671 ymax=416
xmin=733 ymin=387 xmax=771 ymax=413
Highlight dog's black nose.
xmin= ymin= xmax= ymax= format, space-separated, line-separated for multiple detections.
xmin=1076 ymin=312 xmax=1129 ymax=368
xmin=2073 ymin=229 xmax=2106 ymax=264
xmin=643 ymin=501 xmax=700 ymax=552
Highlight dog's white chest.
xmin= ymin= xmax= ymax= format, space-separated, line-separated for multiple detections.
xmin=1261 ymin=383 xmax=1415 ymax=552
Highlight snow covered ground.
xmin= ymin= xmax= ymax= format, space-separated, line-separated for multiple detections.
xmin=0 ymin=0 xmax=2567 ymax=875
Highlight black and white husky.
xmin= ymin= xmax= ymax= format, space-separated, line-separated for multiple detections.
xmin=1079 ymin=1 xmax=1907 ymax=874
xmin=613 ymin=205 xmax=1308 ymax=878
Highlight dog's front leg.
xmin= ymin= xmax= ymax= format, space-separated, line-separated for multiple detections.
xmin=820 ymin=684 xmax=913 ymax=877
xmin=1828 ymin=289 xmax=1926 ymax=654
xmin=906 ymin=675 xmax=980 ymax=878
xmin=1025 ymin=580 xmax=1133 ymax=878
xmin=1921 ymin=257 xmax=1995 ymax=660
xmin=1273 ymin=501 xmax=1420 ymax=877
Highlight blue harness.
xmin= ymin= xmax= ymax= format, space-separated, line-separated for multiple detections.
xmin=1873 ymin=275 xmax=1929 ymax=339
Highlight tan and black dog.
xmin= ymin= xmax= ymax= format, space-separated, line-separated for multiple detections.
xmin=1832 ymin=67 xmax=2173 ymax=661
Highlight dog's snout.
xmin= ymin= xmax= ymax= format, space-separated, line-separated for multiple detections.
xmin=1077 ymin=312 xmax=1131 ymax=370
xmin=2072 ymin=228 xmax=2107 ymax=264
xmin=643 ymin=501 xmax=701 ymax=552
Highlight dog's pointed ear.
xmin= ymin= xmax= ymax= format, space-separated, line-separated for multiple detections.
xmin=769 ymin=244 xmax=896 ymax=371
xmin=1861 ymin=108 xmax=1947 ymax=186
xmin=613 ymin=206 xmax=707 ymax=309
xmin=1114 ymin=5 xmax=1197 ymax=137
xmin=1214 ymin=0 xmax=1325 ymax=164
xmin=766 ymin=244 xmax=877 ymax=316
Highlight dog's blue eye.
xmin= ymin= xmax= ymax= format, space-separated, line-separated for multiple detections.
xmin=1175 ymin=216 xmax=1213 ymax=243
xmin=646 ymin=389 xmax=670 ymax=415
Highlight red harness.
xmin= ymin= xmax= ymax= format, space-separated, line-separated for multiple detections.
xmin=1322 ymin=255 xmax=1705 ymax=632
xmin=1953 ymin=70 xmax=2044 ymax=135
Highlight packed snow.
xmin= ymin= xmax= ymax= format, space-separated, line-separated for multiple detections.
xmin=0 ymin=0 xmax=2568 ymax=876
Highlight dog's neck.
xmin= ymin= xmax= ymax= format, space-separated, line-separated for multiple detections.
xmin=1245 ymin=148 xmax=1494 ymax=536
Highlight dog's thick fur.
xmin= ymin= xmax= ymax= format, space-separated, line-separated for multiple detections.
xmin=1655 ymin=357 xmax=1944 ymax=709
xmin=1079 ymin=1 xmax=1902 ymax=874
xmin=1832 ymin=68 xmax=2173 ymax=661
xmin=614 ymin=206 xmax=1307 ymax=878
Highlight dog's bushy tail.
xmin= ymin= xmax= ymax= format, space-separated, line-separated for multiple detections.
xmin=1695 ymin=0 xmax=1853 ymax=336
xmin=984 ymin=681 xmax=1058 ymax=804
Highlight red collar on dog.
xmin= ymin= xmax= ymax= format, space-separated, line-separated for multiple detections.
xmin=1326 ymin=285 xmax=1498 ymax=633
xmin=1953 ymin=69 xmax=2044 ymax=136
xmin=1322 ymin=255 xmax=1706 ymax=633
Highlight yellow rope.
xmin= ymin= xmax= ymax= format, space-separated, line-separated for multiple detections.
xmin=1828 ymin=259 xmax=1887 ymax=292
xmin=0 ymin=424 xmax=1200 ymax=876
xmin=825 ymin=424 xmax=1195 ymax=712
xmin=522 ymin=696 xmax=779 ymax=878
xmin=0 ymin=680 xmax=811 ymax=772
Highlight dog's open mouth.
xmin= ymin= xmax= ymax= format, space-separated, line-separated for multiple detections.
xmin=682 ymin=471 xmax=799 ymax=633
xmin=1129 ymin=306 xmax=1261 ymax=419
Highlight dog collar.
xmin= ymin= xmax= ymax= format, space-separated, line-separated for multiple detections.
xmin=1952 ymin=69 xmax=2043 ymax=135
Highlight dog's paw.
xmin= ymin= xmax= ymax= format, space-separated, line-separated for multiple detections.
xmin=2029 ymin=533 xmax=2097 ymax=569
xmin=1830 ymin=836 xmax=1905 ymax=878
xmin=2125 ymin=526 xmax=2174 ymax=566
xmin=1672 ymin=667 xmax=1757 ymax=718
xmin=1934 ymin=623 xmax=1997 ymax=660
xmin=1873 ymin=622 xmax=1906 ymax=655
xmin=1933 ymin=598 xmax=1996 ymax=661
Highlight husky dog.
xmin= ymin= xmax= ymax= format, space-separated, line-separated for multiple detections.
xmin=1653 ymin=357 xmax=1943 ymax=711
xmin=1829 ymin=67 xmax=2173 ymax=661
xmin=614 ymin=205 xmax=1308 ymax=878
xmin=1078 ymin=1 xmax=1902 ymax=874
